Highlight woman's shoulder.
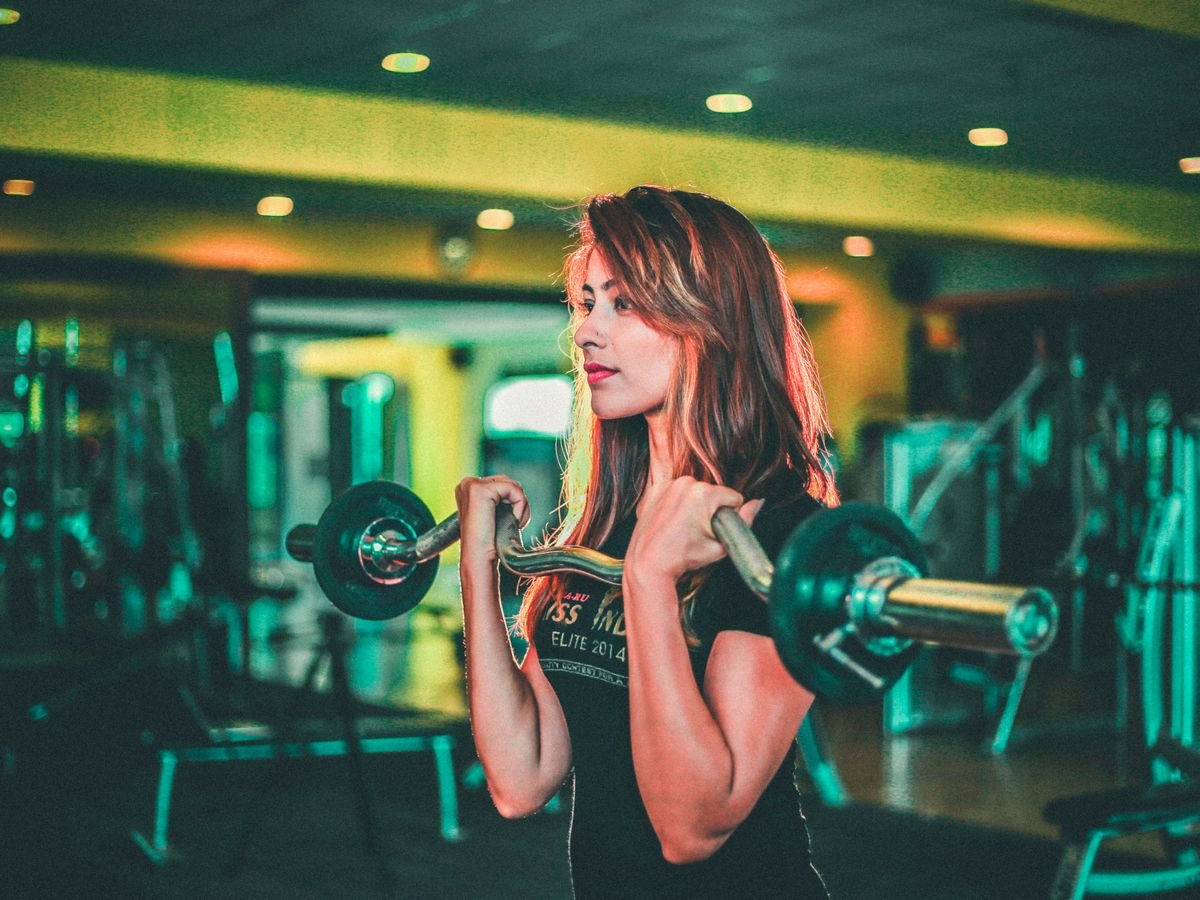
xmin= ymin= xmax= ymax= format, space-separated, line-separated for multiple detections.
xmin=689 ymin=481 xmax=825 ymax=642
xmin=751 ymin=483 xmax=825 ymax=557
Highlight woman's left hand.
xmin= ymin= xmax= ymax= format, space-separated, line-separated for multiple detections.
xmin=625 ymin=476 xmax=764 ymax=586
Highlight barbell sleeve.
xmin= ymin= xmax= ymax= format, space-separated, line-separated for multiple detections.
xmin=864 ymin=577 xmax=1057 ymax=656
xmin=286 ymin=524 xmax=317 ymax=562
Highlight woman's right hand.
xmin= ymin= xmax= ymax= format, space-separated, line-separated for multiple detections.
xmin=454 ymin=475 xmax=532 ymax=568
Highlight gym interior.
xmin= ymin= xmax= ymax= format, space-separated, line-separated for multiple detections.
xmin=2 ymin=3 xmax=1199 ymax=898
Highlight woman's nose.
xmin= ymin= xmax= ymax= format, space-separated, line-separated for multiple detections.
xmin=574 ymin=313 xmax=605 ymax=348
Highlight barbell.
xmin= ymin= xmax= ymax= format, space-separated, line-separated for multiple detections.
xmin=286 ymin=481 xmax=1058 ymax=703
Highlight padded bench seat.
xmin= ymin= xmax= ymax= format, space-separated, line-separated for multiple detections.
xmin=1045 ymin=779 xmax=1200 ymax=840
xmin=132 ymin=712 xmax=467 ymax=864
xmin=1044 ymin=779 xmax=1200 ymax=899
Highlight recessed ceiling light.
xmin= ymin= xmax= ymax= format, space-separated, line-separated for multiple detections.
xmin=0 ymin=9 xmax=21 ymax=25
xmin=842 ymin=236 xmax=874 ymax=258
xmin=705 ymin=93 xmax=752 ymax=114
xmin=476 ymin=208 xmax=515 ymax=230
xmin=257 ymin=195 xmax=294 ymax=217
xmin=1180 ymin=157 xmax=1200 ymax=174
xmin=381 ymin=52 xmax=431 ymax=74
xmin=3 ymin=179 xmax=34 ymax=196
xmin=968 ymin=127 xmax=1008 ymax=147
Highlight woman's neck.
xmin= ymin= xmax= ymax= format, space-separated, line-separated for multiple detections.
xmin=644 ymin=411 xmax=674 ymax=488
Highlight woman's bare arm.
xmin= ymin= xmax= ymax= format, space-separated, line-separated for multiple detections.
xmin=456 ymin=477 xmax=572 ymax=817
xmin=624 ymin=571 xmax=813 ymax=863
xmin=621 ymin=476 xmax=814 ymax=863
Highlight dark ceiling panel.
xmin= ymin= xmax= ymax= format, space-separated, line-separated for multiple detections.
xmin=2 ymin=0 xmax=1198 ymax=190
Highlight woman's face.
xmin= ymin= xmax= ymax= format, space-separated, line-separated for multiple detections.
xmin=573 ymin=251 xmax=679 ymax=422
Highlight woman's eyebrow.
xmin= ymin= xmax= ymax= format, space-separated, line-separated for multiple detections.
xmin=581 ymin=279 xmax=616 ymax=294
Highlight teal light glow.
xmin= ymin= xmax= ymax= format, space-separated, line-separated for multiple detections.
xmin=65 ymin=318 xmax=80 ymax=364
xmin=214 ymin=331 xmax=240 ymax=408
xmin=343 ymin=373 xmax=395 ymax=484
xmin=0 ymin=413 xmax=23 ymax=449
xmin=246 ymin=412 xmax=279 ymax=509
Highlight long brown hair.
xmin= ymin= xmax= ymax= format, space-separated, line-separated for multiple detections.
xmin=516 ymin=185 xmax=837 ymax=641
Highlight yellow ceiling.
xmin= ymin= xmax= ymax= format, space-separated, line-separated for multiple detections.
xmin=3 ymin=57 xmax=1199 ymax=260
xmin=1023 ymin=0 xmax=1200 ymax=40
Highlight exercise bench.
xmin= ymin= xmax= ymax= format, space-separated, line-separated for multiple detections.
xmin=1044 ymin=738 xmax=1200 ymax=899
xmin=132 ymin=709 xmax=465 ymax=864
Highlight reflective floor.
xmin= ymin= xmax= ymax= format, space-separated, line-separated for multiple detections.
xmin=809 ymin=651 xmax=1163 ymax=858
xmin=249 ymin=591 xmax=1162 ymax=856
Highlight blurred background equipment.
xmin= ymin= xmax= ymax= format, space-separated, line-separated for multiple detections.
xmin=1042 ymin=419 xmax=1200 ymax=899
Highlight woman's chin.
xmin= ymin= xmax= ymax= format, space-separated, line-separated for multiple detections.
xmin=591 ymin=404 xmax=639 ymax=421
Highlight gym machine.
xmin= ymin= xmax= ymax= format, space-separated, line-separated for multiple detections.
xmin=285 ymin=481 xmax=1059 ymax=702
xmin=1043 ymin=420 xmax=1200 ymax=899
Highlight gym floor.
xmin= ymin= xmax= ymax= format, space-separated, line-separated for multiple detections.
xmin=820 ymin=652 xmax=1138 ymax=841
xmin=2 ymin=639 xmax=1182 ymax=899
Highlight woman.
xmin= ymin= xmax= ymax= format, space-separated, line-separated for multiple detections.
xmin=456 ymin=185 xmax=837 ymax=898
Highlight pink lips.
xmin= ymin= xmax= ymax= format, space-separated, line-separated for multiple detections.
xmin=584 ymin=363 xmax=617 ymax=385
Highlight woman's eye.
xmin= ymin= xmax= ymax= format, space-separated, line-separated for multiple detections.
xmin=614 ymin=297 xmax=632 ymax=311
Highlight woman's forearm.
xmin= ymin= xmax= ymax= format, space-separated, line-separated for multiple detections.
xmin=623 ymin=571 xmax=742 ymax=862
xmin=460 ymin=561 xmax=566 ymax=817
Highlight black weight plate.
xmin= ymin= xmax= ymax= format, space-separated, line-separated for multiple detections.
xmin=770 ymin=501 xmax=928 ymax=703
xmin=312 ymin=480 xmax=439 ymax=620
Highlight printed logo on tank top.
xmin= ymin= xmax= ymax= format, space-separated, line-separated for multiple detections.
xmin=539 ymin=584 xmax=629 ymax=686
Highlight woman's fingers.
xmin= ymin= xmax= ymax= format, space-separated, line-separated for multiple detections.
xmin=672 ymin=478 xmax=744 ymax=536
xmin=457 ymin=475 xmax=533 ymax=534
xmin=483 ymin=477 xmax=530 ymax=527
xmin=737 ymin=497 xmax=765 ymax=527
xmin=628 ymin=477 xmax=754 ymax=581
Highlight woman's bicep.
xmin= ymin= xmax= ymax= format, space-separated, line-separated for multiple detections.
xmin=702 ymin=630 xmax=813 ymax=818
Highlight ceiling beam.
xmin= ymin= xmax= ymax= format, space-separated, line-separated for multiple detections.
xmin=3 ymin=58 xmax=1199 ymax=255
xmin=1021 ymin=0 xmax=1200 ymax=40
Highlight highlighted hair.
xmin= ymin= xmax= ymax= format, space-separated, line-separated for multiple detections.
xmin=516 ymin=186 xmax=837 ymax=642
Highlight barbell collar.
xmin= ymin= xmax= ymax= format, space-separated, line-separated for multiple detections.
xmin=358 ymin=520 xmax=426 ymax=583
xmin=847 ymin=556 xmax=921 ymax=658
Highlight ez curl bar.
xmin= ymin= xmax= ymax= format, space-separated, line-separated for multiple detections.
xmin=286 ymin=481 xmax=1058 ymax=703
